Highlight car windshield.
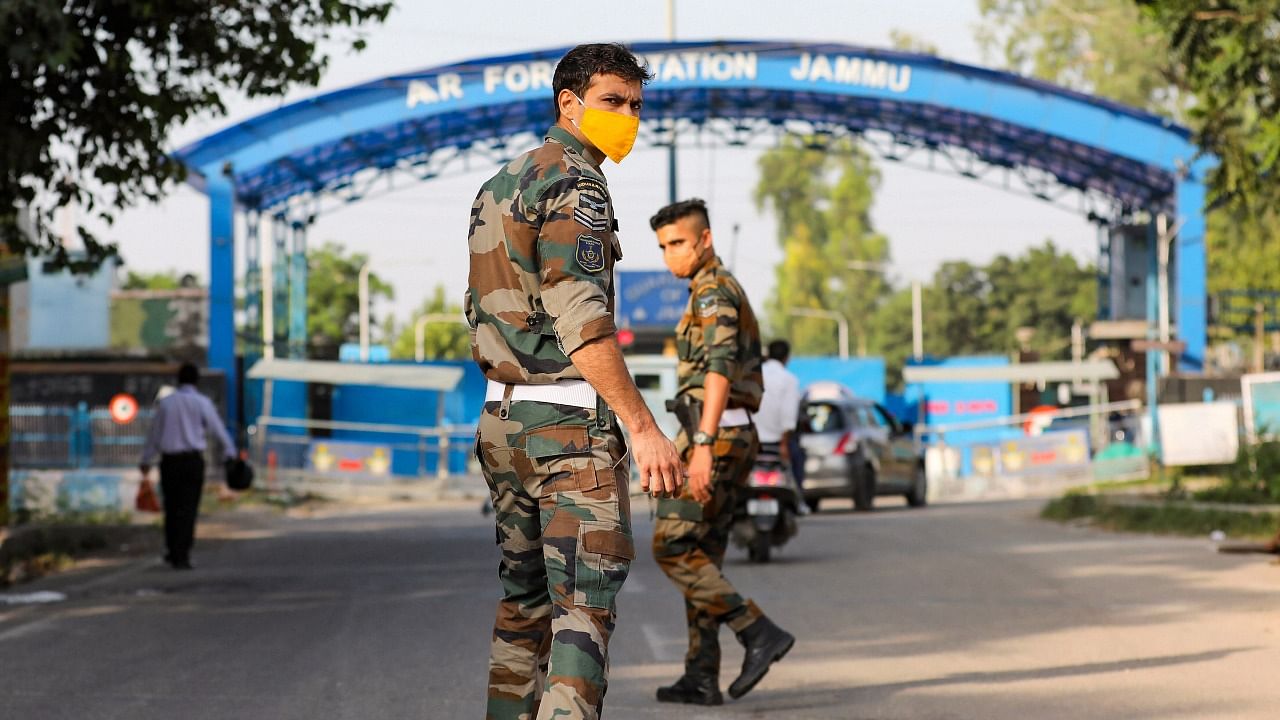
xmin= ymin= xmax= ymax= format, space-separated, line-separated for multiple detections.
xmin=802 ymin=402 xmax=846 ymax=434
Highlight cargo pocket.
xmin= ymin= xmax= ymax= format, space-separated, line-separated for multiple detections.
xmin=524 ymin=424 xmax=601 ymax=492
xmin=573 ymin=521 xmax=635 ymax=609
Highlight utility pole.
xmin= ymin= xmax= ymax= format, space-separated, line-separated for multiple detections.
xmin=788 ymin=308 xmax=850 ymax=361
xmin=1256 ymin=302 xmax=1266 ymax=373
xmin=911 ymin=279 xmax=923 ymax=361
xmin=665 ymin=0 xmax=678 ymax=204
xmin=358 ymin=262 xmax=371 ymax=362
xmin=415 ymin=313 xmax=469 ymax=363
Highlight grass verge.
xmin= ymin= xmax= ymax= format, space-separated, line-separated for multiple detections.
xmin=0 ymin=520 xmax=161 ymax=587
xmin=1042 ymin=493 xmax=1280 ymax=539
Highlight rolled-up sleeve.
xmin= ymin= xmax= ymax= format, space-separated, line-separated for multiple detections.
xmin=696 ymin=286 xmax=739 ymax=379
xmin=534 ymin=176 xmax=616 ymax=355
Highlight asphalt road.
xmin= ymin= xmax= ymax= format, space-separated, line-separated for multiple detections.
xmin=4 ymin=495 xmax=1280 ymax=719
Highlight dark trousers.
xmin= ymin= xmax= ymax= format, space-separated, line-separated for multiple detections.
xmin=160 ymin=452 xmax=205 ymax=563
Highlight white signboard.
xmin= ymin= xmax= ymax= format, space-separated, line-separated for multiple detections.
xmin=1159 ymin=401 xmax=1239 ymax=466
xmin=1242 ymin=372 xmax=1280 ymax=444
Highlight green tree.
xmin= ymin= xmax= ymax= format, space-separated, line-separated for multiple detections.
xmin=873 ymin=241 xmax=1096 ymax=389
xmin=306 ymin=242 xmax=393 ymax=359
xmin=889 ymin=29 xmax=940 ymax=55
xmin=1207 ymin=208 xmax=1280 ymax=299
xmin=1 ymin=0 xmax=392 ymax=270
xmin=754 ymin=135 xmax=891 ymax=356
xmin=978 ymin=1 xmax=1280 ymax=334
xmin=390 ymin=285 xmax=470 ymax=361
xmin=1138 ymin=2 xmax=1280 ymax=212
xmin=977 ymin=0 xmax=1183 ymax=117
xmin=121 ymin=269 xmax=197 ymax=290
xmin=985 ymin=240 xmax=1096 ymax=355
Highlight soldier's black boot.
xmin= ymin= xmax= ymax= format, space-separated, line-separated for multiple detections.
xmin=656 ymin=673 xmax=723 ymax=706
xmin=728 ymin=617 xmax=795 ymax=699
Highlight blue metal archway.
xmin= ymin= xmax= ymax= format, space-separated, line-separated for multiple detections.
xmin=175 ymin=40 xmax=1209 ymax=426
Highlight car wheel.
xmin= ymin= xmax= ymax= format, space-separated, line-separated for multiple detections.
xmin=805 ymin=497 xmax=821 ymax=513
xmin=906 ymin=464 xmax=928 ymax=507
xmin=853 ymin=464 xmax=875 ymax=512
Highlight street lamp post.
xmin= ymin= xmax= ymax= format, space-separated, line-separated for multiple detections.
xmin=844 ymin=260 xmax=924 ymax=361
xmin=788 ymin=308 xmax=850 ymax=361
xmin=414 ymin=312 xmax=469 ymax=362
xmin=358 ymin=261 xmax=371 ymax=362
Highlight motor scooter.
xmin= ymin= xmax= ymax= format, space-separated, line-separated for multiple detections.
xmin=731 ymin=443 xmax=801 ymax=563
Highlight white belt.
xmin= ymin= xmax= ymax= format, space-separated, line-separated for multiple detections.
xmin=486 ymin=379 xmax=599 ymax=409
xmin=720 ymin=408 xmax=751 ymax=427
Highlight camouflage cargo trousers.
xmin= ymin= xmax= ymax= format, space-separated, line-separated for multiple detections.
xmin=476 ymin=396 xmax=633 ymax=720
xmin=652 ymin=424 xmax=764 ymax=680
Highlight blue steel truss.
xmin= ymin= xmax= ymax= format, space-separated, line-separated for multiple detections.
xmin=174 ymin=40 xmax=1211 ymax=427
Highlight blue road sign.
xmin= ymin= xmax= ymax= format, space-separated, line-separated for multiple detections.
xmin=617 ymin=270 xmax=687 ymax=329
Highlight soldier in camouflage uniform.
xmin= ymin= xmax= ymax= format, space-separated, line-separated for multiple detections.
xmin=649 ymin=199 xmax=796 ymax=706
xmin=465 ymin=44 xmax=682 ymax=720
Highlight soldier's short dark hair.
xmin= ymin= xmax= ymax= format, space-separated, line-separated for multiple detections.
xmin=553 ymin=43 xmax=652 ymax=119
xmin=649 ymin=198 xmax=711 ymax=232
xmin=177 ymin=362 xmax=199 ymax=385
xmin=768 ymin=339 xmax=791 ymax=363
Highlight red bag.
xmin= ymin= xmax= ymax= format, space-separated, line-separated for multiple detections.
xmin=135 ymin=477 xmax=161 ymax=513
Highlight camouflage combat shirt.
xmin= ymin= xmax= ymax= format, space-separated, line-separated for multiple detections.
xmin=675 ymin=255 xmax=764 ymax=412
xmin=465 ymin=126 xmax=622 ymax=383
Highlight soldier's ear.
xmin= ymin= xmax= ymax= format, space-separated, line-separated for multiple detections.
xmin=557 ymin=89 xmax=581 ymax=123
xmin=700 ymin=226 xmax=714 ymax=249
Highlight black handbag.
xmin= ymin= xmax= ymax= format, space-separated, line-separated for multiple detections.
xmin=225 ymin=458 xmax=254 ymax=491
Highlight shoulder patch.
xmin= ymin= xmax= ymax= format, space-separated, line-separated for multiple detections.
xmin=696 ymin=294 xmax=719 ymax=318
xmin=576 ymin=234 xmax=606 ymax=272
xmin=576 ymin=176 xmax=608 ymax=201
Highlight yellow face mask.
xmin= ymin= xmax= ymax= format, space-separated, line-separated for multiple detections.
xmin=574 ymin=95 xmax=640 ymax=164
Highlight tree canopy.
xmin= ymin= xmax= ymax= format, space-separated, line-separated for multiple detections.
xmin=755 ymin=135 xmax=891 ymax=356
xmin=1138 ymin=1 xmax=1280 ymax=212
xmin=977 ymin=0 xmax=1183 ymax=117
xmin=1 ymin=0 xmax=392 ymax=271
xmin=389 ymin=285 xmax=470 ymax=362
xmin=305 ymin=241 xmax=392 ymax=358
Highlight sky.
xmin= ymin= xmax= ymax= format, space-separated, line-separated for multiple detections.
xmin=101 ymin=1 xmax=1097 ymax=330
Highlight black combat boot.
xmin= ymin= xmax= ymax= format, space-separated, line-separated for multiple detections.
xmin=656 ymin=673 xmax=723 ymax=706
xmin=728 ymin=617 xmax=795 ymax=699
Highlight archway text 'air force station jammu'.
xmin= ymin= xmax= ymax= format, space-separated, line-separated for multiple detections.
xmin=174 ymin=40 xmax=1210 ymax=424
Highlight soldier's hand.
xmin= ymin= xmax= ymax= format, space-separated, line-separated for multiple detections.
xmin=686 ymin=446 xmax=714 ymax=503
xmin=633 ymin=428 xmax=683 ymax=498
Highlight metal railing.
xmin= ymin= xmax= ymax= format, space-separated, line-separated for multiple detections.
xmin=10 ymin=403 xmax=223 ymax=474
xmin=915 ymin=400 xmax=1150 ymax=493
xmin=247 ymin=415 xmax=479 ymax=485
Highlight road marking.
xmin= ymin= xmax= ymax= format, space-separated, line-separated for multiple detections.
xmin=0 ymin=617 xmax=56 ymax=642
xmin=642 ymin=623 xmax=683 ymax=662
xmin=0 ymin=591 xmax=66 ymax=605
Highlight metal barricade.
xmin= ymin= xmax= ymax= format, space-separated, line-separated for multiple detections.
xmin=10 ymin=404 xmax=80 ymax=469
xmin=916 ymin=400 xmax=1150 ymax=500
xmin=247 ymin=416 xmax=480 ymax=496
xmin=88 ymin=406 xmax=155 ymax=468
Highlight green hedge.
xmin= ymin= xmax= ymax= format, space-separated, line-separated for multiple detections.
xmin=1042 ymin=493 xmax=1280 ymax=539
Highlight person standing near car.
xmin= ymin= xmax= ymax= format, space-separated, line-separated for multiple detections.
xmin=466 ymin=43 xmax=683 ymax=720
xmin=650 ymin=199 xmax=796 ymax=706
xmin=139 ymin=363 xmax=236 ymax=570
xmin=756 ymin=339 xmax=804 ymax=499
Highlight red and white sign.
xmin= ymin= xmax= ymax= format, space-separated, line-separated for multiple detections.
xmin=109 ymin=394 xmax=139 ymax=425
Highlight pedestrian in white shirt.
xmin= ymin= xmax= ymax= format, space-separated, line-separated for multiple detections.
xmin=757 ymin=340 xmax=804 ymax=504
xmin=140 ymin=363 xmax=236 ymax=569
